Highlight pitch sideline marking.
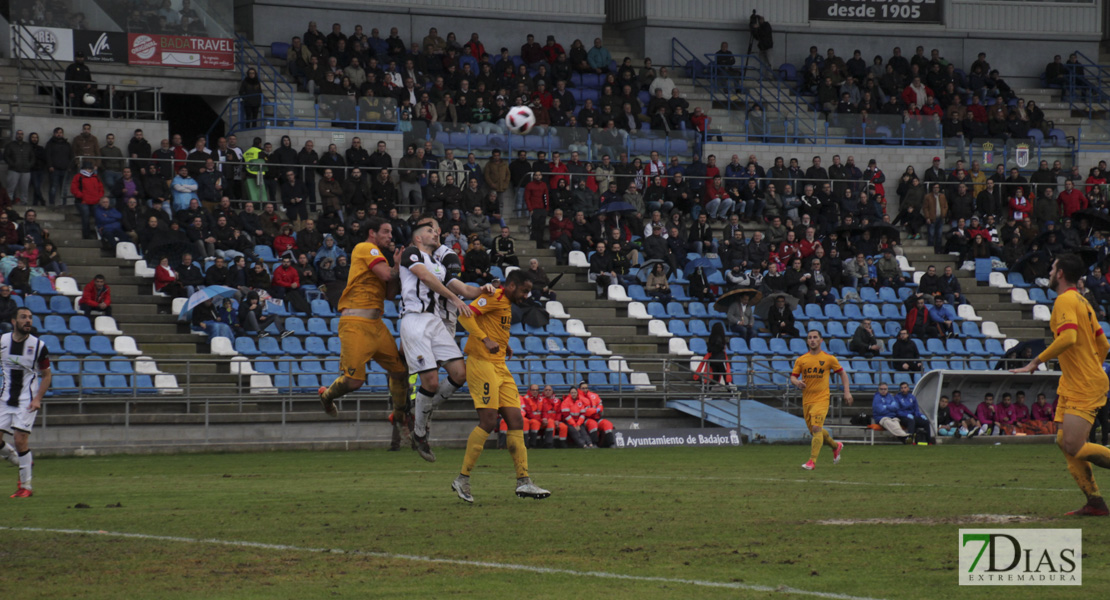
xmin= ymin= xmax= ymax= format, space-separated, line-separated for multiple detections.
xmin=0 ymin=526 xmax=888 ymax=600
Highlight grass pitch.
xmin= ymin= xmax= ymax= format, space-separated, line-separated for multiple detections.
xmin=2 ymin=443 xmax=1105 ymax=599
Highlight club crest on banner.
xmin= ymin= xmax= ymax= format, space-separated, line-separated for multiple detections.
xmin=1015 ymin=143 xmax=1030 ymax=169
xmin=981 ymin=141 xmax=994 ymax=166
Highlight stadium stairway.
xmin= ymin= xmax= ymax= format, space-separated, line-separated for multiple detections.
xmin=667 ymin=398 xmax=809 ymax=443
xmin=0 ymin=59 xmax=57 ymax=144
xmin=30 ymin=206 xmax=242 ymax=397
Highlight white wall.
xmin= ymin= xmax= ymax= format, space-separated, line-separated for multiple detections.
xmin=11 ymin=115 xmax=169 ymax=148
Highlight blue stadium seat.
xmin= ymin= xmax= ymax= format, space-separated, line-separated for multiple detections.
xmin=310 ymin=299 xmax=336 ymax=317
xmin=825 ymin=305 xmax=844 ymax=320
xmin=384 ymin=319 xmax=398 ymax=336
xmin=862 ymin=304 xmax=881 ymax=319
xmin=84 ymin=359 xmax=109 ymax=374
xmin=69 ymin=315 xmax=96 ymax=334
xmin=264 ymin=301 xmax=290 ymax=316
xmin=524 ymin=323 xmax=546 ymax=336
xmin=947 ymin=339 xmax=968 ymax=355
xmin=281 ymin=337 xmax=307 ymax=355
xmin=769 ymin=338 xmax=789 ymax=355
xmin=511 ymin=322 xmax=526 ymax=336
xmin=880 ymin=304 xmax=902 ymax=319
xmin=668 ymin=321 xmax=692 ymax=336
xmin=254 ymin=246 xmax=277 ymax=262
xmin=284 ymin=317 xmax=307 ymax=336
xmin=842 ymin=304 xmax=863 ymax=320
xmin=883 ymin=321 xmax=901 ymax=337
xmin=671 ymin=285 xmax=690 ymax=301
xmin=300 ymin=359 xmax=324 ymax=374
xmin=628 ymin=285 xmax=650 ymax=302
xmin=647 ymin=302 xmax=667 ymax=319
xmin=25 ymin=295 xmax=48 ymax=314
xmin=749 ymin=338 xmax=770 ymax=354
xmin=295 ymin=374 xmax=320 ymax=392
xmin=258 ymin=336 xmax=282 ymax=355
xmin=524 ymin=336 xmax=547 ymax=354
xmin=39 ymin=334 xmax=63 ymax=355
xmin=272 ymin=374 xmax=293 ymax=392
xmin=845 ymin=321 xmax=859 ymax=336
xmin=792 ymin=306 xmax=806 ymax=321
xmin=912 ymin=339 xmax=927 ymax=355
xmin=969 ymin=360 xmax=990 ymax=370
xmin=566 ymin=337 xmax=589 ymax=355
xmin=805 ymin=304 xmax=826 ymax=321
xmin=306 ymin=317 xmax=328 ymax=334
xmin=327 ymin=337 xmax=342 ymax=355
xmin=109 ymin=357 xmax=134 ymax=374
xmin=43 ymin=315 xmax=70 ymax=334
xmin=63 ymin=335 xmax=91 ymax=355
xmin=729 ymin=338 xmax=750 ymax=354
xmin=789 ymin=339 xmax=807 ymax=355
xmin=897 ymin=287 xmax=913 ymax=301
xmin=546 ymin=320 xmax=568 ymax=336
xmin=253 ymin=358 xmax=278 ymax=374
xmin=104 ymin=374 xmax=131 ymax=394
xmin=688 ymin=320 xmax=710 ymax=337
xmin=1007 ymin=272 xmax=1032 ymax=288
xmin=859 ymin=288 xmax=879 ymax=303
xmin=926 ymin=339 xmax=949 ymax=355
xmin=89 ymin=336 xmax=116 ymax=356
xmin=55 ymin=355 xmax=80 ymax=374
xmin=666 ymin=302 xmax=688 ymax=318
xmin=961 ymin=322 xmax=983 ymax=338
xmin=81 ymin=374 xmax=104 ymax=393
xmin=689 ymin=338 xmax=708 ymax=355
xmin=965 ymin=339 xmax=986 ymax=355
xmin=688 ymin=302 xmax=707 ymax=318
xmin=305 ymin=336 xmax=328 ymax=355
xmin=829 ymin=339 xmax=849 ymax=356
xmin=509 ymin=337 xmax=525 ymax=356
xmin=50 ymin=295 xmax=76 ymax=315
xmin=544 ymin=337 xmax=570 ymax=355
xmin=31 ymin=277 xmax=57 ymax=296
xmin=826 ymin=321 xmax=847 ymax=338
xmin=807 ymin=322 xmax=827 ymax=337
xmin=50 ymin=374 xmax=77 ymax=395
xmin=329 ymin=317 xmax=341 ymax=334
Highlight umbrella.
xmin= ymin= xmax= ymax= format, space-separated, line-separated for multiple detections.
xmin=835 ymin=224 xmax=865 ymax=237
xmin=1073 ymin=209 xmax=1110 ymax=232
xmin=598 ymin=201 xmax=636 ymax=213
xmin=178 ymin=286 xmax=238 ymax=321
xmin=637 ymin=259 xmax=670 ymax=282
xmin=754 ymin=292 xmax=800 ymax=320
xmin=713 ymin=287 xmax=763 ymax=312
xmin=512 ymin=303 xmax=550 ymax=328
xmin=866 ymin=224 xmax=901 ymax=242
xmin=1074 ymin=246 xmax=1100 ymax=267
xmin=1009 ymin=250 xmax=1048 ymax=279
xmin=683 ymin=257 xmax=717 ymax=278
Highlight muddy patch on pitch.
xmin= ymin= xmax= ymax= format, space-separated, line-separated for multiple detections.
xmin=816 ymin=514 xmax=1040 ymax=525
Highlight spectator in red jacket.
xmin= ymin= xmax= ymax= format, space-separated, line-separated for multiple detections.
xmin=901 ymin=76 xmax=933 ymax=109
xmin=154 ymin=256 xmax=186 ymax=298
xmin=537 ymin=384 xmax=567 ymax=447
xmin=79 ymin=274 xmax=112 ymax=316
xmin=575 ymin=382 xmax=615 ymax=447
xmin=463 ymin=33 xmax=485 ymax=61
xmin=547 ymin=152 xmax=569 ymax=189
xmin=272 ymin=224 xmax=298 ymax=257
xmin=269 ymin=254 xmax=310 ymax=313
xmin=542 ymin=36 xmax=565 ymax=64
xmin=70 ymin=161 xmax=104 ymax=239
xmin=1057 ymin=179 xmax=1088 ymax=218
xmin=1008 ymin=187 xmax=1033 ymax=221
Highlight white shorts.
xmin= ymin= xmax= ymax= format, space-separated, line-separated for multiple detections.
xmin=400 ymin=312 xmax=463 ymax=374
xmin=0 ymin=403 xmax=37 ymax=434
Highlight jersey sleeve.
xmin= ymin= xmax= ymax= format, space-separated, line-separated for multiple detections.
xmin=469 ymin=293 xmax=492 ymax=315
xmin=1054 ymin=295 xmax=1079 ymax=335
xmin=828 ymin=354 xmax=843 ymax=374
xmin=399 ymin=246 xmax=423 ymax=269
xmin=791 ymin=356 xmax=803 ymax=377
xmin=357 ymin=243 xmax=387 ymax=270
xmin=36 ymin=341 xmax=50 ymax=370
xmin=441 ymin=251 xmax=462 ymax=282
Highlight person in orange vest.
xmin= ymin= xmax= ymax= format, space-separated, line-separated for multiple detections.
xmin=560 ymin=385 xmax=596 ymax=448
xmin=575 ymin=381 xmax=616 ymax=447
xmin=500 ymin=384 xmax=543 ymax=448
xmin=538 ymin=385 xmax=567 ymax=448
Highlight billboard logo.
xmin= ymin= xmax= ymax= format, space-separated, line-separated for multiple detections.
xmin=131 ymin=35 xmax=157 ymax=60
xmin=88 ymin=33 xmax=111 ymax=57
xmin=33 ymin=29 xmax=58 ymax=56
xmin=959 ymin=529 xmax=1081 ymax=585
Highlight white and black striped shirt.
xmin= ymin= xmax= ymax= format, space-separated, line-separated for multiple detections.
xmin=399 ymin=245 xmax=445 ymax=317
xmin=0 ymin=333 xmax=49 ymax=408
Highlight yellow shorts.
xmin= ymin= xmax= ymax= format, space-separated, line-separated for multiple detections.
xmin=1054 ymin=394 xmax=1108 ymax=425
xmin=337 ymin=317 xmax=406 ymax=380
xmin=803 ymin=403 xmax=829 ymax=430
xmin=467 ymin=359 xmax=520 ymax=410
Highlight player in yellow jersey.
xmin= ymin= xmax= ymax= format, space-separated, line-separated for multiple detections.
xmin=1011 ymin=254 xmax=1110 ymax=516
xmin=450 ymin=269 xmax=550 ymax=503
xmin=790 ymin=330 xmax=853 ymax=471
xmin=317 ymin=217 xmax=412 ymax=450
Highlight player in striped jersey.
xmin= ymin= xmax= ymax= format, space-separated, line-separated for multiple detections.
xmin=0 ymin=308 xmax=52 ymax=497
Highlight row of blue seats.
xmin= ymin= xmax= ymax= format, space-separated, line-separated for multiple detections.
xmin=47 ymin=375 xmax=157 ymax=396
xmin=39 ymin=335 xmax=116 ymax=356
xmin=724 ymin=335 xmax=1005 ymax=358
xmin=728 ymin=359 xmax=924 ymax=388
xmin=54 ymin=355 xmax=136 ymax=375
xmin=430 ymin=131 xmax=695 ymax=155
xmin=271 ymin=315 xmax=572 ymax=339
xmin=37 ymin=315 xmax=102 ymax=335
xmin=24 ymin=295 xmax=81 ymax=316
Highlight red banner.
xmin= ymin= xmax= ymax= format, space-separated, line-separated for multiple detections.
xmin=127 ymin=33 xmax=234 ymax=70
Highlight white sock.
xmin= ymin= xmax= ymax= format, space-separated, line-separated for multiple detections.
xmin=18 ymin=450 xmax=31 ymax=490
xmin=431 ymin=377 xmax=462 ymax=411
xmin=0 ymin=442 xmax=18 ymax=467
xmin=412 ymin=388 xmax=436 ymax=438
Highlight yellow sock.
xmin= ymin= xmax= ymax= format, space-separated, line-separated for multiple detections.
xmin=388 ymin=375 xmax=409 ymax=421
xmin=506 ymin=430 xmax=529 ymax=479
xmin=810 ymin=433 xmax=823 ymax=462
xmin=1064 ymin=453 xmax=1102 ymax=500
xmin=822 ymin=429 xmax=838 ymax=449
xmin=461 ymin=427 xmax=490 ymax=476
xmin=320 ymin=377 xmax=350 ymax=402
xmin=1076 ymin=442 xmax=1110 ymax=470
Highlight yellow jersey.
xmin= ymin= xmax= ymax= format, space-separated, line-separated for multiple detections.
xmin=463 ymin=290 xmax=512 ymax=364
xmin=1043 ymin=288 xmax=1109 ymax=399
xmin=338 ymin=241 xmax=388 ymax=311
xmin=791 ymin=351 xmax=843 ymax=405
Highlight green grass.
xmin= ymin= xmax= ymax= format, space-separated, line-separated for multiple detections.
xmin=2 ymin=444 xmax=1106 ymax=599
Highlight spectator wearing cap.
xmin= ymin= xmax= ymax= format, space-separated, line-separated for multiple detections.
xmin=65 ymin=51 xmax=96 ymax=111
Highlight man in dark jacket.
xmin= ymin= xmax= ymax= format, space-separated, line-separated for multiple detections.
xmin=848 ymin=318 xmax=882 ymax=357
xmin=767 ymin=294 xmax=798 ymax=338
xmin=890 ymin=328 xmax=923 ymax=371
xmin=3 ymin=130 xmax=34 ymax=204
xmin=45 ymin=127 xmax=74 ymax=206
xmin=178 ymin=254 xmax=206 ymax=296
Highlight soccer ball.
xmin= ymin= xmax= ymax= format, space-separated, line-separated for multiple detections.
xmin=505 ymin=106 xmax=537 ymax=134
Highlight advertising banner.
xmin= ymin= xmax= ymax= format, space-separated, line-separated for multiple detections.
xmin=12 ymin=26 xmax=74 ymax=62
xmin=612 ymin=428 xmax=743 ymax=448
xmin=127 ymin=33 xmax=234 ymax=70
xmin=809 ymin=0 xmax=943 ymax=24
xmin=73 ymin=31 xmax=128 ymax=63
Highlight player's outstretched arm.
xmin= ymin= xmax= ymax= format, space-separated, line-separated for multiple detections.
xmin=447 ymin=279 xmax=496 ymax=300
xmin=410 ymin=263 xmax=473 ymax=317
xmin=1011 ymin=328 xmax=1077 ymax=373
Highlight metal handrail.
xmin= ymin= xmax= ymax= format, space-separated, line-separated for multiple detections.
xmin=234 ymin=34 xmax=296 ymax=128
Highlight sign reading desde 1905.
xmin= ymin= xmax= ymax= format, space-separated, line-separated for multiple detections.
xmin=809 ymin=0 xmax=943 ymax=24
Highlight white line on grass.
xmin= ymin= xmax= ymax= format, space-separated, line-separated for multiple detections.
xmin=0 ymin=526 xmax=887 ymax=600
